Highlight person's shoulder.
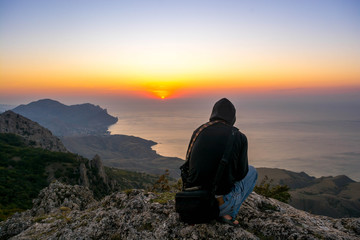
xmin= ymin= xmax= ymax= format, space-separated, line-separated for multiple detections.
xmin=193 ymin=122 xmax=209 ymax=133
xmin=232 ymin=127 xmax=247 ymax=141
xmin=192 ymin=122 xmax=212 ymax=136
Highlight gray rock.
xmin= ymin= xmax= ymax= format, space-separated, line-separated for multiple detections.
xmin=79 ymin=163 xmax=90 ymax=188
xmin=0 ymin=110 xmax=67 ymax=152
xmin=90 ymin=154 xmax=108 ymax=184
xmin=1 ymin=182 xmax=359 ymax=240
xmin=30 ymin=181 xmax=95 ymax=216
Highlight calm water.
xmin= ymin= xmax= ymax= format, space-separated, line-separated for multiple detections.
xmin=106 ymin=96 xmax=360 ymax=181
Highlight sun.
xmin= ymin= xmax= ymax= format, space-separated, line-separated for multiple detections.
xmin=151 ymin=89 xmax=171 ymax=99
xmin=143 ymin=80 xmax=184 ymax=99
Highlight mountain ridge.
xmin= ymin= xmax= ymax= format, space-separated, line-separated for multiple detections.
xmin=12 ymin=99 xmax=118 ymax=136
xmin=257 ymin=168 xmax=360 ymax=218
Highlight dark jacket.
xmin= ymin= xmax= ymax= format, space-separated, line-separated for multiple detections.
xmin=183 ymin=98 xmax=249 ymax=195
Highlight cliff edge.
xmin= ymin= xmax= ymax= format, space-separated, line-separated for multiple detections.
xmin=0 ymin=110 xmax=67 ymax=152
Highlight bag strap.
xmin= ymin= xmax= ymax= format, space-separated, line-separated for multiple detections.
xmin=181 ymin=120 xmax=223 ymax=190
xmin=212 ymin=127 xmax=237 ymax=193
xmin=185 ymin=120 xmax=223 ymax=161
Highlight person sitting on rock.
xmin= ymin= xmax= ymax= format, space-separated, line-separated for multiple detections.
xmin=182 ymin=98 xmax=257 ymax=225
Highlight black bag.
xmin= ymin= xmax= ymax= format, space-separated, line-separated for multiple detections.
xmin=175 ymin=188 xmax=219 ymax=224
xmin=175 ymin=125 xmax=236 ymax=224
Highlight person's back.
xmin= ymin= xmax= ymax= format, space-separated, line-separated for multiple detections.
xmin=188 ymin=121 xmax=232 ymax=191
xmin=181 ymin=98 xmax=257 ymax=225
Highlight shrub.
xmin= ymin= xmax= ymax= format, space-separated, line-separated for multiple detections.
xmin=149 ymin=169 xmax=171 ymax=192
xmin=254 ymin=175 xmax=291 ymax=203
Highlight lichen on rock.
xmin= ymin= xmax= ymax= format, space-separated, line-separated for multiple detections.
xmin=31 ymin=181 xmax=95 ymax=216
xmin=0 ymin=181 xmax=359 ymax=240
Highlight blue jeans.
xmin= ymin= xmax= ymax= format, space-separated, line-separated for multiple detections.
xmin=219 ymin=165 xmax=258 ymax=219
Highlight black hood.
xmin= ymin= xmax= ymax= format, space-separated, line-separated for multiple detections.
xmin=209 ymin=98 xmax=236 ymax=125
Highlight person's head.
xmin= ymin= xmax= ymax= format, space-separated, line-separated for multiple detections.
xmin=209 ymin=98 xmax=236 ymax=125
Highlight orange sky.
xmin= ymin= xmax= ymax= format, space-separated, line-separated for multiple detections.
xmin=1 ymin=1 xmax=360 ymax=100
xmin=2 ymin=55 xmax=359 ymax=99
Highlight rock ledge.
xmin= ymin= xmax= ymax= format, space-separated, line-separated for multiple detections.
xmin=1 ymin=181 xmax=359 ymax=239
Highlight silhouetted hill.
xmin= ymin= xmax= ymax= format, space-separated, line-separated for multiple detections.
xmin=12 ymin=99 xmax=118 ymax=136
xmin=61 ymin=135 xmax=183 ymax=178
xmin=257 ymin=168 xmax=360 ymax=218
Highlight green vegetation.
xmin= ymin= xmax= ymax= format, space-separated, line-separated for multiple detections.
xmin=150 ymin=192 xmax=176 ymax=204
xmin=0 ymin=133 xmax=109 ymax=221
xmin=149 ymin=169 xmax=171 ymax=192
xmin=258 ymin=202 xmax=279 ymax=212
xmin=147 ymin=170 xmax=180 ymax=204
xmin=0 ymin=133 xmax=171 ymax=221
xmin=104 ymin=167 xmax=159 ymax=191
xmin=254 ymin=176 xmax=291 ymax=203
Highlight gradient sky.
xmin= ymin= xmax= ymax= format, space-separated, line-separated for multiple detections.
xmin=1 ymin=0 xmax=360 ymax=100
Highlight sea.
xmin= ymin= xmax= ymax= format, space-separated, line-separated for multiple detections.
xmin=105 ymin=94 xmax=360 ymax=181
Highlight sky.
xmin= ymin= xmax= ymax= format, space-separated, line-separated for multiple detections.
xmin=1 ymin=0 xmax=360 ymax=102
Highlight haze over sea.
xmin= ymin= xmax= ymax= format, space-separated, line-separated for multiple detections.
xmin=104 ymin=92 xmax=360 ymax=181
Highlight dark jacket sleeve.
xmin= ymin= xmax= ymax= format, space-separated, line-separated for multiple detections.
xmin=232 ymin=131 xmax=249 ymax=181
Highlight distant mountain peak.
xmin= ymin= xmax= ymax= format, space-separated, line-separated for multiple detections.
xmin=18 ymin=99 xmax=64 ymax=107
xmin=33 ymin=98 xmax=62 ymax=104
xmin=12 ymin=99 xmax=118 ymax=136
xmin=331 ymin=174 xmax=355 ymax=186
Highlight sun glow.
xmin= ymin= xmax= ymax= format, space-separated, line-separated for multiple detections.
xmin=138 ymin=79 xmax=187 ymax=99
xmin=152 ymin=89 xmax=170 ymax=99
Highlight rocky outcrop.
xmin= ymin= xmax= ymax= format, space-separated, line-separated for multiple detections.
xmin=0 ymin=111 xmax=67 ymax=152
xmin=90 ymin=154 xmax=108 ymax=185
xmin=78 ymin=163 xmax=90 ymax=188
xmin=31 ymin=181 xmax=95 ymax=216
xmin=75 ymin=154 xmax=111 ymax=192
xmin=1 ymin=182 xmax=359 ymax=240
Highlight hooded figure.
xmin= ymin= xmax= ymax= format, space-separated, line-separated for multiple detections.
xmin=185 ymin=98 xmax=249 ymax=195
xmin=181 ymin=98 xmax=257 ymax=225
xmin=209 ymin=98 xmax=236 ymax=125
